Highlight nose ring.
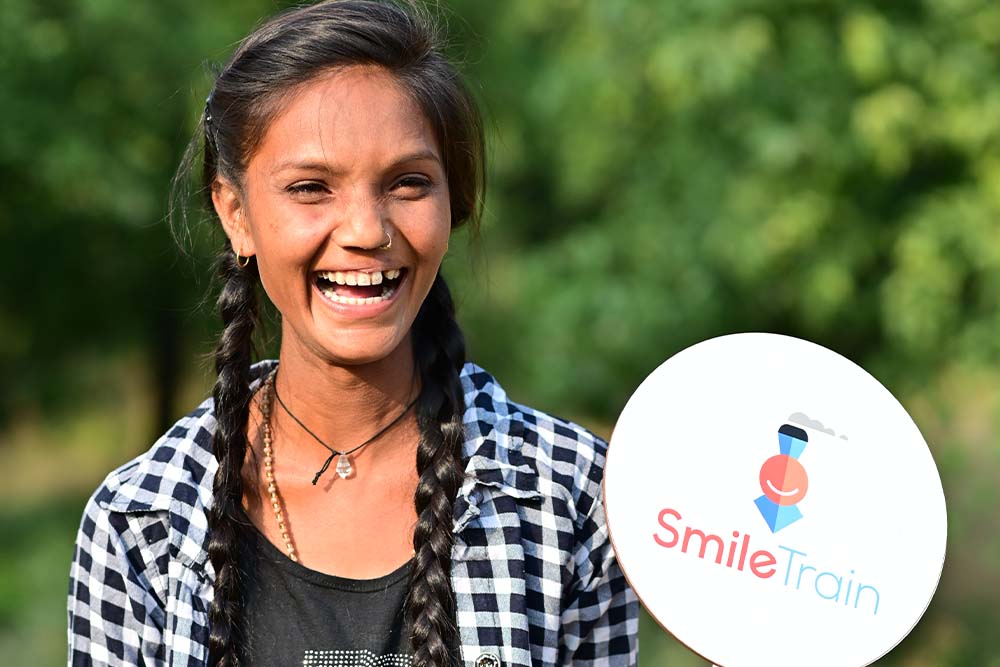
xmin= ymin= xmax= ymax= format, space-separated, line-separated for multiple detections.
xmin=378 ymin=229 xmax=392 ymax=250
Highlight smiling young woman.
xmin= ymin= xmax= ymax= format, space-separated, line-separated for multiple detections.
xmin=66 ymin=2 xmax=638 ymax=667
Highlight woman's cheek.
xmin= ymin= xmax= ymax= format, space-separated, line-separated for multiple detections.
xmin=252 ymin=242 xmax=311 ymax=313
xmin=416 ymin=204 xmax=452 ymax=257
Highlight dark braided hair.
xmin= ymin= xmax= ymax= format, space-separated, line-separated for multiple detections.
xmin=206 ymin=251 xmax=259 ymax=666
xmin=170 ymin=2 xmax=485 ymax=665
xmin=409 ymin=273 xmax=468 ymax=666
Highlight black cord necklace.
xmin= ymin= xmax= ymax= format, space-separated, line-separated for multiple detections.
xmin=271 ymin=375 xmax=419 ymax=485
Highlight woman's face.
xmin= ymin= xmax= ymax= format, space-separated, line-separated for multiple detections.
xmin=213 ymin=66 xmax=451 ymax=367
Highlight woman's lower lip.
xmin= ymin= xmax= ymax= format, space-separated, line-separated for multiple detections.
xmin=312 ymin=278 xmax=404 ymax=318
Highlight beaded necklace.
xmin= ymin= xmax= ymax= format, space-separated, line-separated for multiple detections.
xmin=259 ymin=371 xmax=297 ymax=561
xmin=257 ymin=369 xmax=418 ymax=562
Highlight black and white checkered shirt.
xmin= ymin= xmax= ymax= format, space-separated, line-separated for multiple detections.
xmin=67 ymin=361 xmax=639 ymax=666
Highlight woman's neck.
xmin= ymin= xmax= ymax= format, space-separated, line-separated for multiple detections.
xmin=268 ymin=332 xmax=421 ymax=469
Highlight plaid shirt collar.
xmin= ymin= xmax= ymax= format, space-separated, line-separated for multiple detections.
xmin=95 ymin=359 xmax=542 ymax=569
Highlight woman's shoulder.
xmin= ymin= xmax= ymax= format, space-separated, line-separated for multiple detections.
xmin=89 ymin=360 xmax=278 ymax=518
xmin=72 ymin=392 xmax=223 ymax=586
xmin=90 ymin=395 xmax=219 ymax=516
xmin=460 ymin=361 xmax=609 ymax=516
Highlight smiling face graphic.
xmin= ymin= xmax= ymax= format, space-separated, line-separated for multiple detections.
xmin=759 ymin=454 xmax=809 ymax=506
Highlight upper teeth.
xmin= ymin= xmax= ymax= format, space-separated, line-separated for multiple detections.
xmin=318 ymin=269 xmax=401 ymax=285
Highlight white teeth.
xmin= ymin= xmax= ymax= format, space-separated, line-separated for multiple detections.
xmin=318 ymin=283 xmax=398 ymax=306
xmin=317 ymin=268 xmax=401 ymax=285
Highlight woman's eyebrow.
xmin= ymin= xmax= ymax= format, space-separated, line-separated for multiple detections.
xmin=389 ymin=149 xmax=442 ymax=167
xmin=270 ymin=160 xmax=341 ymax=175
xmin=271 ymin=150 xmax=442 ymax=175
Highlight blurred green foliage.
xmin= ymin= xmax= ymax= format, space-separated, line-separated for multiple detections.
xmin=446 ymin=0 xmax=1000 ymax=417
xmin=1 ymin=0 xmax=999 ymax=665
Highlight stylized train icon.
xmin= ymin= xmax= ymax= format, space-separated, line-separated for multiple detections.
xmin=754 ymin=423 xmax=809 ymax=532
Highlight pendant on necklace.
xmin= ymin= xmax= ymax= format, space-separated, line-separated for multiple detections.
xmin=335 ymin=454 xmax=353 ymax=479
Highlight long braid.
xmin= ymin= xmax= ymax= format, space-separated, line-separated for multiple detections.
xmin=206 ymin=249 xmax=259 ymax=667
xmin=408 ymin=273 xmax=468 ymax=667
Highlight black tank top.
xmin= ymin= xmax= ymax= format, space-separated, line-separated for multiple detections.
xmin=245 ymin=527 xmax=414 ymax=667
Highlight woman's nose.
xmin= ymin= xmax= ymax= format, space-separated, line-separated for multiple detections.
xmin=332 ymin=186 xmax=389 ymax=251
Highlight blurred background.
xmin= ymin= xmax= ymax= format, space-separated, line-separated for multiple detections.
xmin=2 ymin=0 xmax=998 ymax=664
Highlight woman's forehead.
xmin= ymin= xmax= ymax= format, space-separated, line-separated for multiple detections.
xmin=251 ymin=66 xmax=441 ymax=176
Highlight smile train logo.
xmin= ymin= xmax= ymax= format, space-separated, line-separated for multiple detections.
xmin=754 ymin=424 xmax=809 ymax=532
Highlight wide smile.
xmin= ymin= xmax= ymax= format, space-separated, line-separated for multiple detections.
xmin=765 ymin=479 xmax=800 ymax=497
xmin=313 ymin=267 xmax=408 ymax=308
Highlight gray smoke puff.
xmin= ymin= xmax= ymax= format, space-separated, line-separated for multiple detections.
xmin=787 ymin=411 xmax=847 ymax=440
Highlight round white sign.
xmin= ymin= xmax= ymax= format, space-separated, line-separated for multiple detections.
xmin=604 ymin=333 xmax=947 ymax=667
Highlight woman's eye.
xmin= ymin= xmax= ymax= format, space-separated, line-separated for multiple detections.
xmin=393 ymin=175 xmax=432 ymax=196
xmin=286 ymin=182 xmax=329 ymax=199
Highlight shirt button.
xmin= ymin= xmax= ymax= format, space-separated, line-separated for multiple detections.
xmin=474 ymin=652 xmax=501 ymax=667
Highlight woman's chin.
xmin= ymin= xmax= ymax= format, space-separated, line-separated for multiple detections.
xmin=312 ymin=331 xmax=411 ymax=368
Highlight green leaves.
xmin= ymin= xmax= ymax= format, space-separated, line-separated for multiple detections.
xmin=448 ymin=0 xmax=1000 ymax=418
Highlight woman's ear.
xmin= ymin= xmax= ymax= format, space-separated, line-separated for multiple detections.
xmin=211 ymin=177 xmax=256 ymax=257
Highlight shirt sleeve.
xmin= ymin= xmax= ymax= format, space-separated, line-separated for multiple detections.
xmin=67 ymin=492 xmax=168 ymax=667
xmin=559 ymin=468 xmax=640 ymax=666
